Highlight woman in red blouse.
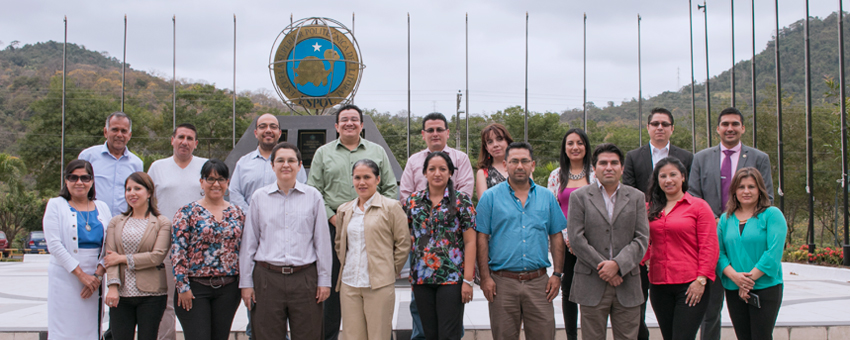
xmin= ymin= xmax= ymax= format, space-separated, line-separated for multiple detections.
xmin=645 ymin=157 xmax=718 ymax=340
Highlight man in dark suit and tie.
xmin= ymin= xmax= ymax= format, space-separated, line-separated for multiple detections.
xmin=622 ymin=107 xmax=693 ymax=340
xmin=688 ymin=107 xmax=774 ymax=340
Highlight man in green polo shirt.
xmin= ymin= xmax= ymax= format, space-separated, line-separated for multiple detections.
xmin=307 ymin=104 xmax=398 ymax=340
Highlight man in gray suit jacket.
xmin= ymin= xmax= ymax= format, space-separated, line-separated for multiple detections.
xmin=689 ymin=107 xmax=774 ymax=340
xmin=568 ymin=143 xmax=649 ymax=340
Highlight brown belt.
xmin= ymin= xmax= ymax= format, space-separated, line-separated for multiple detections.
xmin=257 ymin=261 xmax=314 ymax=275
xmin=492 ymin=268 xmax=546 ymax=281
xmin=189 ymin=276 xmax=236 ymax=288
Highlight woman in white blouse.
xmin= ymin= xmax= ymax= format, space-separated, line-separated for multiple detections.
xmin=43 ymin=159 xmax=111 ymax=340
xmin=334 ymin=159 xmax=410 ymax=340
xmin=103 ymin=172 xmax=172 ymax=340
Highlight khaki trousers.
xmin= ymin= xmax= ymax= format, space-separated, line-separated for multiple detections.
xmin=579 ymin=284 xmax=640 ymax=340
xmin=340 ymin=282 xmax=395 ymax=340
xmin=488 ymin=273 xmax=556 ymax=340
xmin=252 ymin=263 xmax=323 ymax=340
xmin=157 ymin=253 xmax=176 ymax=340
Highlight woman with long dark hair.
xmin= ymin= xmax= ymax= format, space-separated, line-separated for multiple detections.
xmin=103 ymin=172 xmax=172 ymax=340
xmin=645 ymin=157 xmax=718 ymax=340
xmin=475 ymin=123 xmax=514 ymax=199
xmin=717 ymin=168 xmax=786 ymax=340
xmin=546 ymin=128 xmax=593 ymax=340
xmin=403 ymin=151 xmax=476 ymax=340
xmin=44 ymin=159 xmax=111 ymax=339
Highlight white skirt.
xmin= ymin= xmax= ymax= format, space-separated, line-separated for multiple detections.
xmin=48 ymin=248 xmax=102 ymax=340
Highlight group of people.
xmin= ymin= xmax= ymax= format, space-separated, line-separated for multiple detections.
xmin=42 ymin=104 xmax=787 ymax=340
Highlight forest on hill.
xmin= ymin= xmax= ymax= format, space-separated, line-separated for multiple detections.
xmin=2 ymin=12 xmax=850 ymax=251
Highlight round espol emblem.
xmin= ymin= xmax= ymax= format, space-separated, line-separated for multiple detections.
xmin=271 ymin=20 xmax=362 ymax=111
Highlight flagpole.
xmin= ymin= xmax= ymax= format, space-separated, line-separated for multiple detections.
xmin=752 ymin=0 xmax=757 ymax=147
xmin=172 ymin=15 xmax=176 ymax=131
xmin=775 ymin=0 xmax=785 ymax=213
xmin=524 ymin=12 xmax=529 ymax=142
xmin=232 ymin=14 xmax=237 ymax=149
xmin=121 ymin=14 xmax=127 ymax=112
xmin=805 ymin=0 xmax=815 ymax=255
xmin=584 ymin=13 xmax=587 ymax=132
xmin=61 ymin=15 xmax=67 ymax=184
xmin=465 ymin=13 xmax=469 ymax=154
xmin=638 ymin=14 xmax=643 ymax=146
xmin=407 ymin=13 xmax=411 ymax=159
xmin=689 ymin=1 xmax=697 ymax=153
xmin=731 ymin=0 xmax=736 ymax=107
xmin=699 ymin=2 xmax=711 ymax=147
xmin=838 ymin=0 xmax=850 ymax=266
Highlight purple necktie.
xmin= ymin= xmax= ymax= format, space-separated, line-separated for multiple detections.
xmin=721 ymin=149 xmax=735 ymax=209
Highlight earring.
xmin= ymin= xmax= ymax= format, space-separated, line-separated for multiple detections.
xmin=200 ymin=190 xmax=205 ymax=196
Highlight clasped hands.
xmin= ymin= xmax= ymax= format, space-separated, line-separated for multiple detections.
xmin=729 ymin=271 xmax=756 ymax=302
xmin=597 ymin=260 xmax=622 ymax=286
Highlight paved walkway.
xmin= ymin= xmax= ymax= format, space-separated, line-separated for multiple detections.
xmin=1 ymin=255 xmax=849 ymax=335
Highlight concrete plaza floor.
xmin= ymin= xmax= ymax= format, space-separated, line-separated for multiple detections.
xmin=2 ymin=255 xmax=850 ymax=339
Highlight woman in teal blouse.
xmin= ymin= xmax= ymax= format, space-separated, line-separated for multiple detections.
xmin=716 ymin=167 xmax=787 ymax=340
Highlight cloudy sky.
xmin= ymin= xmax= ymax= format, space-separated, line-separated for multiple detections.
xmin=1 ymin=1 xmax=842 ymax=117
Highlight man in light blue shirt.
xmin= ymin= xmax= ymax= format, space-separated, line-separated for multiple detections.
xmin=78 ymin=111 xmax=143 ymax=217
xmin=229 ymin=113 xmax=307 ymax=209
xmin=476 ymin=141 xmax=566 ymax=340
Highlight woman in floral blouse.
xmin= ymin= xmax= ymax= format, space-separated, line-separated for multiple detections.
xmin=171 ymin=159 xmax=244 ymax=340
xmin=402 ymin=151 xmax=476 ymax=340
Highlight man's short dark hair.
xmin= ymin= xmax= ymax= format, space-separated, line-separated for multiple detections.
xmin=717 ymin=107 xmax=744 ymax=125
xmin=648 ymin=107 xmax=674 ymax=126
xmin=106 ymin=111 xmax=132 ymax=132
xmin=173 ymin=123 xmax=198 ymax=138
xmin=270 ymin=142 xmax=302 ymax=164
xmin=422 ymin=112 xmax=448 ymax=130
xmin=335 ymin=104 xmax=363 ymax=123
xmin=592 ymin=143 xmax=624 ymax=166
xmin=505 ymin=142 xmax=534 ymax=160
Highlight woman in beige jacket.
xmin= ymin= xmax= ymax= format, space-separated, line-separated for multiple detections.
xmin=102 ymin=172 xmax=172 ymax=340
xmin=335 ymin=159 xmax=411 ymax=340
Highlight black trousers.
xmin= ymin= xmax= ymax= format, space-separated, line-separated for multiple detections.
xmin=699 ymin=278 xmax=725 ymax=340
xmin=109 ymin=295 xmax=167 ymax=340
xmin=725 ymin=284 xmax=783 ymax=340
xmin=561 ymin=251 xmax=578 ymax=340
xmin=638 ymin=263 xmax=650 ymax=340
xmin=324 ymin=224 xmax=341 ymax=340
xmin=174 ymin=279 xmax=241 ymax=340
xmin=412 ymin=284 xmax=464 ymax=340
xmin=650 ymin=281 xmax=712 ymax=340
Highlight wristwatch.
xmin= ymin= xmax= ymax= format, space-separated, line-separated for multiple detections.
xmin=462 ymin=279 xmax=474 ymax=287
xmin=95 ymin=274 xmax=103 ymax=282
xmin=552 ymin=272 xmax=563 ymax=278
xmin=696 ymin=277 xmax=707 ymax=286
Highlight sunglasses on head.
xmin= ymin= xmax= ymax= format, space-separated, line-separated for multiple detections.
xmin=66 ymin=174 xmax=93 ymax=183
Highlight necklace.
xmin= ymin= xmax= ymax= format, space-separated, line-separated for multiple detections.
xmin=72 ymin=200 xmax=92 ymax=231
xmin=568 ymin=169 xmax=586 ymax=180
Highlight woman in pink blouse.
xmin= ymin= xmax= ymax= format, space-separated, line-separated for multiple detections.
xmin=645 ymin=157 xmax=718 ymax=340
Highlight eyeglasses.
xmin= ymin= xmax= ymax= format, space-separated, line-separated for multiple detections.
xmin=507 ymin=159 xmax=533 ymax=166
xmin=339 ymin=117 xmax=361 ymax=123
xmin=648 ymin=121 xmax=673 ymax=128
xmin=66 ymin=174 xmax=93 ymax=183
xmin=204 ymin=177 xmax=228 ymax=184
xmin=257 ymin=123 xmax=280 ymax=130
xmin=423 ymin=128 xmax=447 ymax=134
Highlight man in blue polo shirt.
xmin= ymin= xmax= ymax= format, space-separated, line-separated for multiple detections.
xmin=476 ymin=141 xmax=566 ymax=340
xmin=78 ymin=111 xmax=143 ymax=217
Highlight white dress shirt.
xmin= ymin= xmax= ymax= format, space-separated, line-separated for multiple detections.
xmin=650 ymin=142 xmax=670 ymax=169
xmin=341 ymin=194 xmax=375 ymax=288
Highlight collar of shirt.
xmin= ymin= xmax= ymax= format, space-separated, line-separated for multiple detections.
xmin=355 ymin=191 xmax=378 ymax=213
xmin=99 ymin=142 xmax=131 ymax=160
xmin=249 ymin=147 xmax=270 ymax=161
xmin=506 ymin=178 xmax=538 ymax=197
xmin=650 ymin=142 xmax=670 ymax=156
xmin=596 ymin=180 xmax=620 ymax=199
xmin=719 ymin=141 xmax=743 ymax=154
xmin=416 ymin=186 xmax=451 ymax=205
xmin=266 ymin=180 xmax=307 ymax=196
xmin=333 ymin=137 xmax=366 ymax=152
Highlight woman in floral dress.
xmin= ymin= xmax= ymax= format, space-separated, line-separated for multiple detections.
xmin=402 ymin=151 xmax=476 ymax=340
xmin=171 ymin=159 xmax=244 ymax=340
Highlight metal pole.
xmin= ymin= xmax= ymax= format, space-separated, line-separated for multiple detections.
xmin=121 ymin=14 xmax=126 ymax=112
xmin=172 ymin=16 xmax=176 ymax=131
xmin=524 ymin=12 xmax=529 ymax=142
xmin=352 ymin=12 xmax=355 ymax=35
xmin=638 ymin=14 xmax=643 ymax=146
xmin=61 ymin=15 xmax=66 ymax=183
xmin=465 ymin=13 xmax=469 ymax=155
xmin=407 ymin=13 xmax=410 ymax=159
xmin=456 ymin=91 xmax=462 ymax=148
xmin=584 ymin=13 xmax=587 ymax=132
xmin=232 ymin=14 xmax=236 ymax=149
xmin=752 ymin=0 xmax=757 ymax=148
xmin=700 ymin=2 xmax=712 ymax=146
xmin=731 ymin=0 xmax=736 ymax=107
xmin=690 ymin=1 xmax=697 ymax=153
xmin=839 ymin=0 xmax=850 ymax=266
xmin=775 ymin=0 xmax=785 ymax=213
xmin=805 ymin=1 xmax=815 ymax=255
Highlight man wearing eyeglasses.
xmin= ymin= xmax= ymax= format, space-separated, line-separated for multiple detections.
xmin=689 ymin=107 xmax=773 ymax=340
xmin=307 ymin=104 xmax=398 ymax=340
xmin=476 ymin=142 xmax=566 ymax=340
xmin=621 ymin=107 xmax=693 ymax=340
xmin=78 ymin=111 xmax=143 ymax=217
xmin=399 ymin=113 xmax=474 ymax=339
xmin=146 ymin=123 xmax=208 ymax=340
xmin=229 ymin=113 xmax=306 ymax=340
